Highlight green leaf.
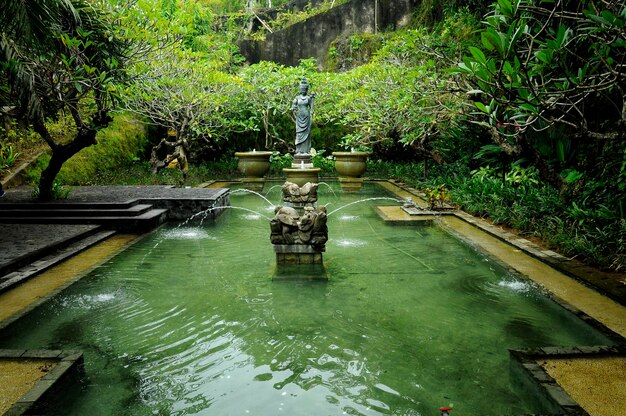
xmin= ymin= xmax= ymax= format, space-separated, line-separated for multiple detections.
xmin=474 ymin=101 xmax=490 ymax=113
xmin=498 ymin=0 xmax=513 ymax=17
xmin=469 ymin=46 xmax=487 ymax=65
xmin=519 ymin=103 xmax=537 ymax=113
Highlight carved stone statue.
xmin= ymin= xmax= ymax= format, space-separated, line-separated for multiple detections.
xmin=270 ymin=206 xmax=300 ymax=244
xmin=270 ymin=205 xmax=328 ymax=248
xmin=281 ymin=181 xmax=318 ymax=204
xmin=310 ymin=205 xmax=328 ymax=247
xmin=291 ymin=78 xmax=315 ymax=155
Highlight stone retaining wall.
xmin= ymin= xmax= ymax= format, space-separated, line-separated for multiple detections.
xmin=239 ymin=0 xmax=420 ymax=67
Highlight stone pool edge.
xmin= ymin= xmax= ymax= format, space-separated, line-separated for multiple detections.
xmin=0 ymin=349 xmax=83 ymax=416
xmin=381 ymin=179 xmax=626 ymax=415
xmin=1 ymin=179 xmax=623 ymax=415
xmin=509 ymin=345 xmax=626 ymax=416
xmin=384 ymin=179 xmax=625 ymax=307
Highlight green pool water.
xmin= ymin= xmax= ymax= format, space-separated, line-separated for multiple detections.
xmin=0 ymin=183 xmax=612 ymax=415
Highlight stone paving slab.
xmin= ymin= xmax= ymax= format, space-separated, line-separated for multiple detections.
xmin=0 ymin=224 xmax=100 ymax=276
xmin=0 ymin=185 xmax=226 ymax=203
xmin=0 ymin=230 xmax=116 ymax=293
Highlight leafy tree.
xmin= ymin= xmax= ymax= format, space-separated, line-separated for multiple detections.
xmin=119 ymin=45 xmax=252 ymax=161
xmin=456 ymin=0 xmax=626 ymax=194
xmin=321 ymin=25 xmax=471 ymax=162
xmin=0 ymin=0 xmax=127 ymax=199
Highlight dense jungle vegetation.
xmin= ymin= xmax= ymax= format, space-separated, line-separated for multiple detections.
xmin=0 ymin=0 xmax=624 ymax=271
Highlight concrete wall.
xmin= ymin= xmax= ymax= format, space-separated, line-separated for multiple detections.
xmin=239 ymin=0 xmax=420 ymax=67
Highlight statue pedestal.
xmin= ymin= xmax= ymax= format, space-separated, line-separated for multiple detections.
xmin=292 ymin=154 xmax=313 ymax=168
xmin=273 ymin=244 xmax=324 ymax=265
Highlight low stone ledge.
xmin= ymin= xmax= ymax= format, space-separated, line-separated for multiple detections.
xmin=0 ymin=349 xmax=83 ymax=416
xmin=510 ymin=346 xmax=626 ymax=415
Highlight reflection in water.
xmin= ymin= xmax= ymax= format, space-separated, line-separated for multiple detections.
xmin=0 ymin=183 xmax=612 ymax=416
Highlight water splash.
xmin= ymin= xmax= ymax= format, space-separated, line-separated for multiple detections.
xmin=264 ymin=184 xmax=283 ymax=197
xmin=317 ymin=182 xmax=338 ymax=199
xmin=337 ymin=214 xmax=359 ymax=221
xmin=327 ymin=197 xmax=403 ymax=216
xmin=497 ymin=278 xmax=532 ymax=293
xmin=140 ymin=205 xmax=269 ymax=265
xmin=162 ymin=228 xmax=213 ymax=240
xmin=231 ymin=189 xmax=275 ymax=207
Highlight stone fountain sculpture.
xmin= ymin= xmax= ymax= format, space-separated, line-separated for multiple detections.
xmin=270 ymin=183 xmax=327 ymax=265
xmin=282 ymin=181 xmax=318 ymax=206
xmin=270 ymin=79 xmax=329 ymax=268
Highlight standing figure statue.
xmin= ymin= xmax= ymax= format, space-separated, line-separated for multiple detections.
xmin=291 ymin=78 xmax=315 ymax=155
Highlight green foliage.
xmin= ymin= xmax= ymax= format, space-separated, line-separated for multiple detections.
xmin=311 ymin=149 xmax=334 ymax=174
xmin=423 ymin=184 xmax=450 ymax=209
xmin=56 ymin=114 xmax=150 ymax=185
xmin=1 ymin=0 xmax=131 ymax=199
xmin=413 ymin=0 xmax=490 ymax=27
xmin=269 ymin=152 xmax=293 ymax=175
xmin=325 ymin=33 xmax=384 ymax=71
xmin=447 ymin=164 xmax=623 ymax=270
xmin=366 ymin=159 xmax=425 ymax=180
xmin=31 ymin=180 xmax=72 ymax=200
xmin=456 ymin=0 xmax=626 ymax=190
xmin=0 ymin=121 xmax=43 ymax=154
xmin=0 ymin=145 xmax=20 ymax=173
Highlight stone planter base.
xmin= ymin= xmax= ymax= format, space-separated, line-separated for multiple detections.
xmin=338 ymin=176 xmax=364 ymax=192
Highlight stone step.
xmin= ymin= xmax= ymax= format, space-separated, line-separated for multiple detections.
xmin=0 ymin=209 xmax=169 ymax=233
xmin=0 ymin=225 xmax=102 ymax=278
xmin=0 ymin=230 xmax=116 ymax=294
xmin=0 ymin=200 xmax=142 ymax=210
xmin=0 ymin=204 xmax=153 ymax=218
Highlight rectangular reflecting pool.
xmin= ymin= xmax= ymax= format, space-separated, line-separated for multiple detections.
xmin=0 ymin=183 xmax=614 ymax=415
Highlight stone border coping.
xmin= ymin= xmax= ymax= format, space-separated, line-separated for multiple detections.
xmin=509 ymin=345 xmax=626 ymax=415
xmin=0 ymin=230 xmax=115 ymax=295
xmin=387 ymin=179 xmax=626 ymax=307
xmin=0 ymin=349 xmax=83 ymax=416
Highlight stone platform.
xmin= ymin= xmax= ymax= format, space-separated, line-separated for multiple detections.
xmin=0 ymin=185 xmax=230 ymax=293
xmin=0 ymin=185 xmax=229 ymax=221
xmin=273 ymin=244 xmax=324 ymax=265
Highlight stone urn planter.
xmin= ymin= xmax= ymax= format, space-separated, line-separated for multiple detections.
xmin=332 ymin=151 xmax=369 ymax=191
xmin=235 ymin=151 xmax=273 ymax=190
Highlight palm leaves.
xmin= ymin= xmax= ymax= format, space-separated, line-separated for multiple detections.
xmin=0 ymin=0 xmax=79 ymax=45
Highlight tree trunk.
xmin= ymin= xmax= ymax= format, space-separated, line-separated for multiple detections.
xmin=37 ymin=127 xmax=98 ymax=200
